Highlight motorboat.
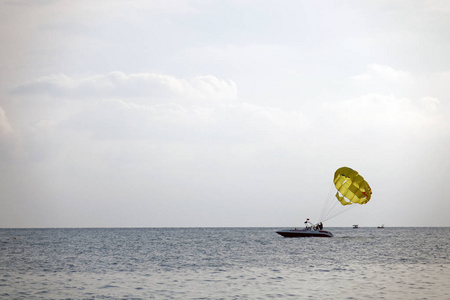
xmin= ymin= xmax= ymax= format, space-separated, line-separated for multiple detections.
xmin=377 ymin=224 xmax=385 ymax=228
xmin=276 ymin=228 xmax=333 ymax=238
xmin=352 ymin=224 xmax=359 ymax=229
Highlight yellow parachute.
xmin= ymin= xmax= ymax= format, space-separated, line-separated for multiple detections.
xmin=333 ymin=167 xmax=372 ymax=206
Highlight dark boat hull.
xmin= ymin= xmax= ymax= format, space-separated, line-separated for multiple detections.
xmin=276 ymin=229 xmax=333 ymax=238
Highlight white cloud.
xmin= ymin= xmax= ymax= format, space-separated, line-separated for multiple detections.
xmin=323 ymin=93 xmax=448 ymax=139
xmin=0 ymin=106 xmax=12 ymax=136
xmin=13 ymin=72 xmax=238 ymax=104
xmin=0 ymin=105 xmax=19 ymax=162
xmin=426 ymin=71 xmax=450 ymax=101
xmin=345 ymin=64 xmax=450 ymax=112
xmin=62 ymin=98 xmax=309 ymax=143
xmin=12 ymin=72 xmax=308 ymax=144
xmin=352 ymin=64 xmax=411 ymax=82
xmin=419 ymin=96 xmax=440 ymax=113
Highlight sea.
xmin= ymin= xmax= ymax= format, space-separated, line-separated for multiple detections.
xmin=0 ymin=227 xmax=449 ymax=299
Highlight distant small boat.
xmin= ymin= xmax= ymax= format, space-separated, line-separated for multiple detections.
xmin=352 ymin=224 xmax=359 ymax=229
xmin=276 ymin=228 xmax=333 ymax=238
xmin=377 ymin=224 xmax=385 ymax=228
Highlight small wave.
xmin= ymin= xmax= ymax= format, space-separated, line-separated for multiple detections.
xmin=99 ymin=284 xmax=119 ymax=289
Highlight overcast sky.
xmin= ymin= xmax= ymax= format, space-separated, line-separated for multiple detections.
xmin=1 ymin=0 xmax=449 ymax=228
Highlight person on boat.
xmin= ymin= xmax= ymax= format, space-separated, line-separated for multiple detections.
xmin=304 ymin=218 xmax=314 ymax=230
xmin=304 ymin=218 xmax=323 ymax=231
xmin=318 ymin=222 xmax=323 ymax=230
xmin=313 ymin=223 xmax=321 ymax=230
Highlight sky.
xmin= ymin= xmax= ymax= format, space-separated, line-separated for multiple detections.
xmin=1 ymin=0 xmax=449 ymax=228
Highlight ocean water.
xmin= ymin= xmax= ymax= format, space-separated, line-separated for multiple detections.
xmin=0 ymin=227 xmax=449 ymax=299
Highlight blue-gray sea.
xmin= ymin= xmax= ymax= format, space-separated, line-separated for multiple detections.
xmin=1 ymin=227 xmax=449 ymax=299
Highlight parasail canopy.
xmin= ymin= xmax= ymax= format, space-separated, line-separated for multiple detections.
xmin=333 ymin=167 xmax=372 ymax=206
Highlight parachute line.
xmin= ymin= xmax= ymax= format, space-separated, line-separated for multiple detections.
xmin=321 ymin=204 xmax=357 ymax=222
xmin=319 ymin=184 xmax=335 ymax=222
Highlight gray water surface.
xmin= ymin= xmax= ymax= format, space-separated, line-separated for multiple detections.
xmin=1 ymin=227 xmax=449 ymax=299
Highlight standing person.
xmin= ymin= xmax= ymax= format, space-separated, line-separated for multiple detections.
xmin=304 ymin=218 xmax=311 ymax=230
